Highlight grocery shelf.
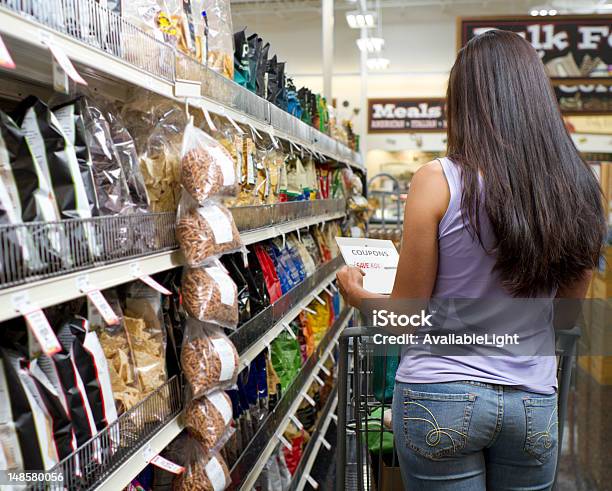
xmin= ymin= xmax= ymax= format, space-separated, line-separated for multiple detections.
xmin=231 ymin=307 xmax=352 ymax=490
xmin=94 ymin=415 xmax=183 ymax=491
xmin=231 ymin=255 xmax=343 ymax=358
xmin=0 ymin=202 xmax=345 ymax=322
xmin=290 ymin=388 xmax=339 ymax=491
xmin=0 ymin=3 xmax=364 ymax=171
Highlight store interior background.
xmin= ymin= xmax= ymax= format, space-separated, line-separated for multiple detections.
xmin=231 ymin=1 xmax=611 ymax=490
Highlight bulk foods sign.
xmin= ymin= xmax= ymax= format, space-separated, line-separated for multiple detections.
xmin=368 ymin=98 xmax=446 ymax=133
xmin=459 ymin=16 xmax=612 ymax=82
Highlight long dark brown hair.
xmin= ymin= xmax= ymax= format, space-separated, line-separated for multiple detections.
xmin=446 ymin=29 xmax=605 ymax=297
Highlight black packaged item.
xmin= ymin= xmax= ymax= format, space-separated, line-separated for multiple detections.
xmin=256 ymin=42 xmax=270 ymax=98
xmin=265 ymin=55 xmax=278 ymax=103
xmin=70 ymin=319 xmax=118 ymax=431
xmin=0 ymin=348 xmax=58 ymax=471
xmin=221 ymin=253 xmax=251 ymax=325
xmin=38 ymin=318 xmax=98 ymax=447
xmin=246 ymin=33 xmax=261 ymax=93
xmin=11 ymin=96 xmax=93 ymax=221
xmin=51 ymin=97 xmax=100 ymax=217
xmin=276 ymin=62 xmax=287 ymax=110
xmin=233 ymin=28 xmax=249 ymax=88
xmin=245 ymin=247 xmax=269 ymax=316
xmin=0 ymin=109 xmax=58 ymax=223
xmin=78 ymin=97 xmax=134 ymax=215
xmin=27 ymin=358 xmax=75 ymax=460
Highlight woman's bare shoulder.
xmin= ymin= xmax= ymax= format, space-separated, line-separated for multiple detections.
xmin=408 ymin=160 xmax=450 ymax=220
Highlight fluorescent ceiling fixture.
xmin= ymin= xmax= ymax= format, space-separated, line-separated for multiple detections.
xmin=346 ymin=11 xmax=375 ymax=29
xmin=366 ymin=57 xmax=390 ymax=70
xmin=357 ymin=37 xmax=385 ymax=53
xmin=530 ymin=9 xmax=539 ymax=15
xmin=539 ymin=8 xmax=548 ymax=14
xmin=548 ymin=8 xmax=557 ymax=14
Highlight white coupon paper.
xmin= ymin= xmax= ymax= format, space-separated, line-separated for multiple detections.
xmin=335 ymin=237 xmax=399 ymax=294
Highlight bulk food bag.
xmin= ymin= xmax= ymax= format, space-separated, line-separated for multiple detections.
xmin=89 ymin=291 xmax=142 ymax=413
xmin=176 ymin=194 xmax=243 ymax=266
xmin=181 ymin=262 xmax=239 ymax=328
xmin=77 ymin=96 xmax=134 ymax=215
xmin=202 ymin=0 xmax=234 ymax=79
xmin=180 ymin=121 xmax=237 ymax=204
xmin=0 ymin=348 xmax=60 ymax=472
xmin=173 ymin=441 xmax=231 ymax=491
xmin=184 ymin=389 xmax=233 ymax=452
xmin=181 ymin=319 xmax=239 ymax=399
xmin=123 ymin=282 xmax=168 ymax=396
xmin=121 ymin=94 xmax=185 ymax=212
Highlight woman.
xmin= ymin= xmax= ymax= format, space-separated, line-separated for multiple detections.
xmin=336 ymin=30 xmax=605 ymax=490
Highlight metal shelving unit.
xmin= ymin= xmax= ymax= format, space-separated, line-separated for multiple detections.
xmin=0 ymin=2 xmax=364 ymax=171
xmin=230 ymin=307 xmax=351 ymax=490
xmin=0 ymin=2 xmax=360 ymax=489
xmin=0 ymin=201 xmax=345 ymax=322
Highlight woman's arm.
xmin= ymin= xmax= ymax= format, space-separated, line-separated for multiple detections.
xmin=336 ymin=161 xmax=449 ymax=308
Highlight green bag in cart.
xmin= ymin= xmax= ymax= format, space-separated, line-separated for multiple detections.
xmin=373 ymin=345 xmax=400 ymax=404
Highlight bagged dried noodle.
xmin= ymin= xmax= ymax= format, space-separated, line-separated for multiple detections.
xmin=184 ymin=390 xmax=233 ymax=452
xmin=180 ymin=121 xmax=237 ymax=204
xmin=176 ymin=195 xmax=243 ymax=265
xmin=181 ymin=320 xmax=239 ymax=399
xmin=173 ymin=442 xmax=231 ymax=491
xmin=181 ymin=263 xmax=239 ymax=328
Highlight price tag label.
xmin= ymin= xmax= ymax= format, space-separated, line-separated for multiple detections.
xmin=0 ymin=34 xmax=15 ymax=69
xmin=40 ymin=32 xmax=87 ymax=86
xmin=130 ymin=263 xmax=172 ymax=295
xmin=12 ymin=293 xmax=61 ymax=356
xmin=143 ymin=444 xmax=184 ymax=474
xmin=77 ymin=276 xmax=119 ymax=325
xmin=202 ymin=105 xmax=217 ymax=132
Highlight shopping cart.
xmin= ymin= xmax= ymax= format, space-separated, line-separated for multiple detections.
xmin=336 ymin=325 xmax=580 ymax=491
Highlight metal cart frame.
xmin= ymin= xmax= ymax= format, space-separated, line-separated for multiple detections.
xmin=336 ymin=325 xmax=580 ymax=491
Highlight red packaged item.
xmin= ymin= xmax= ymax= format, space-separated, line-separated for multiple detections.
xmin=282 ymin=429 xmax=305 ymax=475
xmin=254 ymin=244 xmax=282 ymax=303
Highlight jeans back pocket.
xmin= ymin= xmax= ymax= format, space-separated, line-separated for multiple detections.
xmin=523 ymin=395 xmax=558 ymax=464
xmin=403 ymin=389 xmax=476 ymax=460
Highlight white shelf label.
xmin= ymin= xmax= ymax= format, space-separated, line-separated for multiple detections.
xmin=40 ymin=33 xmax=87 ymax=86
xmin=130 ymin=263 xmax=172 ymax=295
xmin=143 ymin=444 xmax=184 ymax=474
xmin=77 ymin=276 xmax=119 ymax=325
xmin=0 ymin=34 xmax=15 ymax=69
xmin=12 ymin=292 xmax=61 ymax=356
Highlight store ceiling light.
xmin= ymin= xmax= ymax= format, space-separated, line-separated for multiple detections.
xmin=346 ymin=11 xmax=375 ymax=29
xmin=357 ymin=37 xmax=385 ymax=53
xmin=367 ymin=57 xmax=390 ymax=71
xmin=530 ymin=7 xmax=559 ymax=15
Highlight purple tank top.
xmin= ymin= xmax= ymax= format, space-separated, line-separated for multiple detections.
xmin=395 ymin=157 xmax=557 ymax=394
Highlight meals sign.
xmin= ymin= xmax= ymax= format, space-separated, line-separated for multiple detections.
xmin=368 ymin=98 xmax=447 ymax=133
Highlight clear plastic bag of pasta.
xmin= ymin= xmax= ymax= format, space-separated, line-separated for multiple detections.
xmin=184 ymin=389 xmax=233 ymax=453
xmin=181 ymin=121 xmax=238 ymax=204
xmin=176 ymin=193 xmax=243 ymax=266
xmin=172 ymin=439 xmax=231 ymax=491
xmin=181 ymin=319 xmax=239 ymax=399
xmin=181 ymin=262 xmax=239 ymax=328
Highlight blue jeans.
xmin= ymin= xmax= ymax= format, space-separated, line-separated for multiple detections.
xmin=392 ymin=381 xmax=558 ymax=491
